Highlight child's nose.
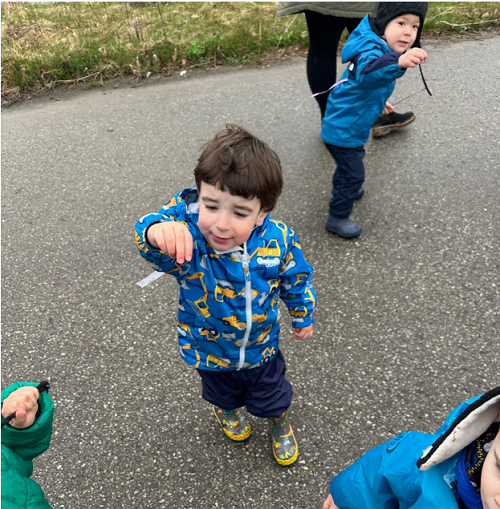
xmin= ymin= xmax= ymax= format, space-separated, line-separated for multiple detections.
xmin=216 ymin=214 xmax=230 ymax=230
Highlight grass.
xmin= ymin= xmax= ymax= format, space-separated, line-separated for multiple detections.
xmin=1 ymin=2 xmax=499 ymax=102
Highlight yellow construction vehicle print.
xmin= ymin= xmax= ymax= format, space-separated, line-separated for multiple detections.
xmin=222 ymin=314 xmax=247 ymax=330
xmin=248 ymin=239 xmax=281 ymax=261
xmin=240 ymin=324 xmax=272 ymax=347
xmin=280 ymin=251 xmax=297 ymax=274
xmin=294 ymin=273 xmax=308 ymax=287
xmin=290 ymin=306 xmax=307 ymax=318
xmin=261 ymin=346 xmax=276 ymax=361
xmin=198 ymin=326 xmax=220 ymax=341
xmin=178 ymin=322 xmax=193 ymax=339
xmin=180 ymin=344 xmax=201 ymax=368
xmin=268 ymin=219 xmax=288 ymax=247
xmin=206 ymin=354 xmax=230 ymax=369
xmin=161 ymin=196 xmax=179 ymax=210
xmin=135 ymin=232 xmax=149 ymax=253
xmin=252 ymin=310 xmax=268 ymax=323
xmin=214 ymin=281 xmax=259 ymax=303
xmin=269 ymin=279 xmax=279 ymax=293
xmin=304 ymin=286 xmax=316 ymax=307
xmin=183 ymin=272 xmax=211 ymax=318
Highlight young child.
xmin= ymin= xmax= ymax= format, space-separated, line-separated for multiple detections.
xmin=2 ymin=382 xmax=55 ymax=509
xmin=324 ymin=385 xmax=500 ymax=509
xmin=135 ymin=124 xmax=316 ymax=465
xmin=321 ymin=2 xmax=429 ymax=238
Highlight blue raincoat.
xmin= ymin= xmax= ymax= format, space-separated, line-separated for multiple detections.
xmin=330 ymin=388 xmax=500 ymax=509
xmin=135 ymin=187 xmax=316 ymax=371
xmin=321 ymin=15 xmax=406 ymax=148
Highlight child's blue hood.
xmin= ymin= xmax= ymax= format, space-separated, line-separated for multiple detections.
xmin=342 ymin=15 xmax=388 ymax=63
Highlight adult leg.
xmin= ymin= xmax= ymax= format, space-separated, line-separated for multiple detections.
xmin=344 ymin=16 xmax=362 ymax=35
xmin=305 ymin=12 xmax=349 ymax=119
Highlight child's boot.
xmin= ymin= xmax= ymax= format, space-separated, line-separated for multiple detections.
xmin=267 ymin=411 xmax=298 ymax=466
xmin=325 ymin=215 xmax=362 ymax=239
xmin=213 ymin=406 xmax=251 ymax=441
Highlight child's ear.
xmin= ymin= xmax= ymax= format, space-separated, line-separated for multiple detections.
xmin=255 ymin=209 xmax=268 ymax=227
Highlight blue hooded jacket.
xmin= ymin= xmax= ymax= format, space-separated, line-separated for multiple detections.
xmin=135 ymin=187 xmax=316 ymax=371
xmin=330 ymin=387 xmax=500 ymax=509
xmin=321 ymin=15 xmax=406 ymax=148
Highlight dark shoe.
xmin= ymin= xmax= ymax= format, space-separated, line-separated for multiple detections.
xmin=268 ymin=411 xmax=298 ymax=466
xmin=325 ymin=216 xmax=362 ymax=238
xmin=213 ymin=406 xmax=251 ymax=441
xmin=356 ymin=187 xmax=364 ymax=200
xmin=372 ymin=111 xmax=416 ymax=137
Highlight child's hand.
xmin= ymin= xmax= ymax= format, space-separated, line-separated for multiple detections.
xmin=1 ymin=386 xmax=40 ymax=429
xmin=323 ymin=494 xmax=340 ymax=509
xmin=381 ymin=101 xmax=394 ymax=116
xmin=147 ymin=222 xmax=193 ymax=264
xmin=292 ymin=324 xmax=313 ymax=340
xmin=398 ymin=48 xmax=428 ymax=69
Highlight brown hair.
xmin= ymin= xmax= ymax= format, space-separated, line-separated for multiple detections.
xmin=194 ymin=124 xmax=283 ymax=211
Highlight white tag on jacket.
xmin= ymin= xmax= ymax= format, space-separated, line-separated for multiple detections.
xmin=136 ymin=271 xmax=165 ymax=288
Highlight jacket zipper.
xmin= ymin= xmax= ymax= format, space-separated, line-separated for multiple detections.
xmin=237 ymin=242 xmax=253 ymax=370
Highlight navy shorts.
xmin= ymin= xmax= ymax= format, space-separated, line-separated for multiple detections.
xmin=196 ymin=350 xmax=292 ymax=418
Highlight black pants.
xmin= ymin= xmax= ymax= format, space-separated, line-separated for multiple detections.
xmin=305 ymin=11 xmax=361 ymax=119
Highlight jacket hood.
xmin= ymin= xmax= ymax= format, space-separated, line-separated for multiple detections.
xmin=342 ymin=15 xmax=388 ymax=63
xmin=417 ymin=385 xmax=500 ymax=471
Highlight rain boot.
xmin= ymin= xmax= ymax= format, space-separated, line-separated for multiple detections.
xmin=267 ymin=411 xmax=298 ymax=465
xmin=213 ymin=406 xmax=251 ymax=441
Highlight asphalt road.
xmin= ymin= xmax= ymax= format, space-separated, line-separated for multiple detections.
xmin=2 ymin=36 xmax=499 ymax=509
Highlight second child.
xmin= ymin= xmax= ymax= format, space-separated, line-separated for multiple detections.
xmin=135 ymin=124 xmax=316 ymax=465
xmin=321 ymin=2 xmax=429 ymax=239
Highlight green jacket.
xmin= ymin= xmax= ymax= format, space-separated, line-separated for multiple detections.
xmin=277 ymin=2 xmax=378 ymax=18
xmin=1 ymin=382 xmax=55 ymax=509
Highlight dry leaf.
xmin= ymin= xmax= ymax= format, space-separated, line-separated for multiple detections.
xmin=172 ymin=48 xmax=177 ymax=63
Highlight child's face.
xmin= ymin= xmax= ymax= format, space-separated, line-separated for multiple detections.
xmin=480 ymin=431 xmax=500 ymax=509
xmin=383 ymin=14 xmax=420 ymax=53
xmin=197 ymin=182 xmax=267 ymax=251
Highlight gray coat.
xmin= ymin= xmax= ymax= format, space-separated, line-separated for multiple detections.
xmin=277 ymin=2 xmax=378 ymax=18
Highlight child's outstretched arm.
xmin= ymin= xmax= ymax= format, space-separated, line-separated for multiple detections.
xmin=136 ymin=189 xmax=198 ymax=275
xmin=147 ymin=222 xmax=193 ymax=265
